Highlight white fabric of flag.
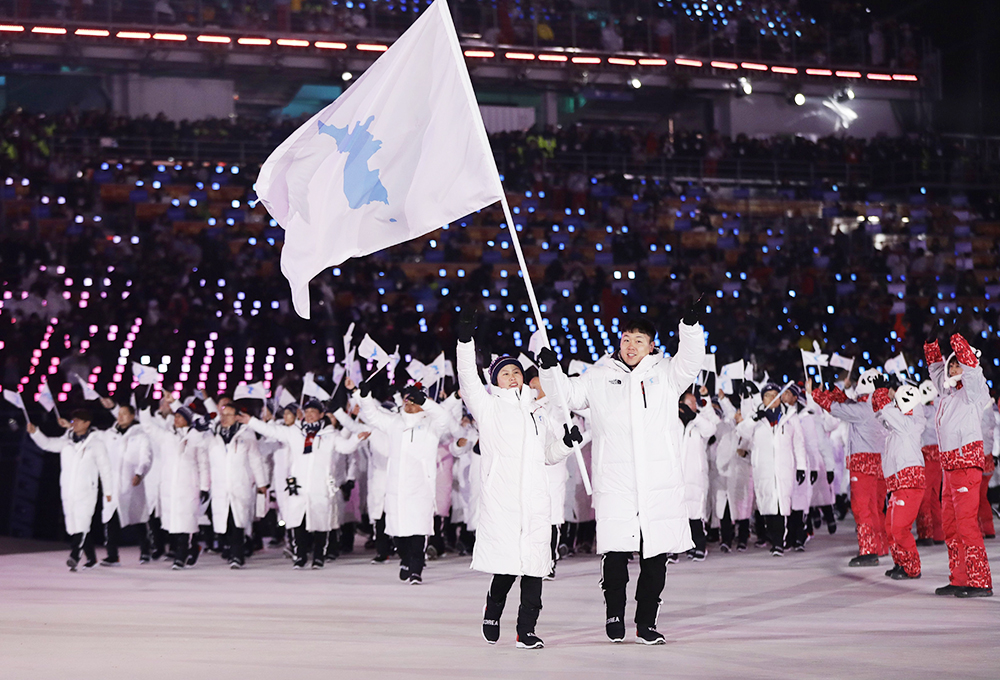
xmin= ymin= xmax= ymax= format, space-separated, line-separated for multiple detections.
xmin=703 ymin=354 xmax=717 ymax=374
xmin=719 ymin=359 xmax=744 ymax=393
xmin=302 ymin=372 xmax=331 ymax=401
xmin=358 ymin=334 xmax=391 ymax=369
xmin=276 ymin=386 xmax=297 ymax=409
xmin=518 ymin=353 xmax=536 ymax=369
xmin=829 ymin=353 xmax=855 ymax=371
xmin=422 ymin=352 xmax=447 ymax=384
xmin=255 ymin=0 xmax=505 ymax=318
xmin=568 ymin=360 xmax=591 ymax=376
xmin=234 ymin=382 xmax=267 ymax=401
xmin=528 ymin=330 xmax=548 ymax=361
xmin=4 ymin=389 xmax=25 ymax=410
xmin=800 ymin=349 xmax=830 ymax=367
xmin=406 ymin=359 xmax=427 ymax=382
xmin=132 ymin=362 xmax=160 ymax=385
xmin=38 ymin=381 xmax=56 ymax=412
xmin=885 ymin=353 xmax=908 ymax=374
xmin=75 ymin=375 xmax=101 ymax=401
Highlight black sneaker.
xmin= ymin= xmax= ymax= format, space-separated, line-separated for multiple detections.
xmin=934 ymin=584 xmax=963 ymax=596
xmin=736 ymin=543 xmax=747 ymax=552
xmin=185 ymin=544 xmax=201 ymax=567
xmin=543 ymin=568 xmax=555 ymax=581
xmin=890 ymin=569 xmax=920 ymax=580
xmin=516 ymin=633 xmax=544 ymax=649
xmin=483 ymin=596 xmax=503 ymax=644
xmin=665 ymin=554 xmax=678 ymax=565
xmin=425 ymin=545 xmax=439 ymax=561
xmin=371 ymin=555 xmax=389 ymax=564
xmin=150 ymin=548 xmax=165 ymax=561
xmin=955 ymin=587 xmax=993 ymax=598
xmin=100 ymin=557 xmax=120 ymax=567
xmin=770 ymin=546 xmax=784 ymax=557
xmin=915 ymin=538 xmax=935 ymax=547
xmin=171 ymin=560 xmax=185 ymax=570
xmin=311 ymin=559 xmax=325 ymax=570
xmin=885 ymin=564 xmax=904 ymax=577
xmin=984 ymin=534 xmax=996 ymax=540
xmin=754 ymin=539 xmax=768 ymax=548
xmin=82 ymin=558 xmax=98 ymax=569
xmin=689 ymin=550 xmax=706 ymax=562
xmin=292 ymin=559 xmax=308 ymax=570
xmin=66 ymin=557 xmax=79 ymax=572
xmin=606 ymin=615 xmax=626 ymax=643
xmin=848 ymin=554 xmax=879 ymax=567
xmin=408 ymin=573 xmax=422 ymax=585
xmin=139 ymin=553 xmax=151 ymax=564
xmin=719 ymin=543 xmax=732 ymax=554
xmin=399 ymin=565 xmax=410 ymax=581
xmin=636 ymin=626 xmax=666 ymax=645
xmin=229 ymin=560 xmax=245 ymax=570
xmin=827 ymin=522 xmax=837 ymax=535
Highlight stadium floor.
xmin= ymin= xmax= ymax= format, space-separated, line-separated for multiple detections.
xmin=0 ymin=519 xmax=995 ymax=679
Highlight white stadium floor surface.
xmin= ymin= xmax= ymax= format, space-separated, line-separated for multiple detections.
xmin=1 ymin=519 xmax=996 ymax=680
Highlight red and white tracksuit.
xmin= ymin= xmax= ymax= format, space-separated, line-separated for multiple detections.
xmin=813 ymin=388 xmax=888 ymax=557
xmin=925 ymin=334 xmax=993 ymax=590
xmin=872 ymin=389 xmax=926 ymax=577
xmin=917 ymin=404 xmax=944 ymax=542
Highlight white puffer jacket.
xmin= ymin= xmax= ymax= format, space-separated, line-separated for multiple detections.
xmin=31 ymin=428 xmax=112 ymax=535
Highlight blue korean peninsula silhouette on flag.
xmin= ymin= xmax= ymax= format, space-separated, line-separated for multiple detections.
xmin=317 ymin=116 xmax=389 ymax=210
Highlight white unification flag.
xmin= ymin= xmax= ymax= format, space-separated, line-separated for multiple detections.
xmin=422 ymin=352 xmax=447 ymax=384
xmin=387 ymin=347 xmax=401 ymax=378
xmin=444 ymin=360 xmax=454 ymax=379
xmin=4 ymin=389 xmax=25 ymax=410
xmin=234 ymin=382 xmax=267 ymax=401
xmin=702 ymin=354 xmax=717 ymax=374
xmin=342 ymin=322 xmax=356 ymax=360
xmin=885 ymin=353 xmax=908 ymax=374
xmin=255 ymin=0 xmax=505 ymax=318
xmin=276 ymin=386 xmax=297 ymax=409
xmin=800 ymin=348 xmax=830 ymax=367
xmin=75 ymin=375 xmax=101 ymax=401
xmin=719 ymin=359 xmax=744 ymax=394
xmin=568 ymin=359 xmax=591 ymax=376
xmin=38 ymin=381 xmax=56 ymax=412
xmin=358 ymin=334 xmax=391 ymax=369
xmin=332 ymin=364 xmax=346 ymax=388
xmin=528 ymin=330 xmax=548 ymax=361
xmin=302 ymin=372 xmax=331 ymax=401
xmin=518 ymin=352 xmax=536 ymax=370
xmin=829 ymin=353 xmax=855 ymax=371
xmin=132 ymin=362 xmax=160 ymax=386
xmin=406 ymin=358 xmax=426 ymax=382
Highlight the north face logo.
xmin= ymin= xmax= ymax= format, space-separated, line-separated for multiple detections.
xmin=609 ymin=379 xmax=622 ymax=385
xmin=957 ymin=486 xmax=969 ymax=493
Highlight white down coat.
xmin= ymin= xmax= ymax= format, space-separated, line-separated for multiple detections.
xmin=458 ymin=340 xmax=572 ymax=577
xmin=206 ymin=426 xmax=268 ymax=534
xmin=140 ymin=415 xmax=210 ymax=535
xmin=31 ymin=429 xmax=112 ymax=535
xmin=737 ymin=410 xmax=807 ymax=517
xmin=540 ymin=321 xmax=705 ymax=558
xmin=100 ymin=423 xmax=154 ymax=526
xmin=711 ymin=400 xmax=754 ymax=521
xmin=359 ymin=395 xmax=453 ymax=538
xmin=246 ymin=418 xmax=361 ymax=533
xmin=680 ymin=405 xmax=720 ymax=521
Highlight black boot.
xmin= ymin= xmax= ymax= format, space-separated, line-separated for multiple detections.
xmin=482 ymin=593 xmax=504 ymax=644
xmin=515 ymin=604 xmax=542 ymax=648
xmin=848 ymin=554 xmax=879 ymax=567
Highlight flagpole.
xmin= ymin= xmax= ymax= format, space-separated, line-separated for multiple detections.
xmin=500 ymin=195 xmax=593 ymax=495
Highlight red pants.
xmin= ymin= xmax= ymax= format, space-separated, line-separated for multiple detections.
xmin=875 ymin=474 xmax=889 ymax=555
xmin=887 ymin=487 xmax=924 ymax=577
xmin=979 ymin=474 xmax=996 ymax=537
xmin=850 ymin=471 xmax=882 ymax=556
xmin=942 ymin=468 xmax=992 ymax=589
xmin=917 ymin=458 xmax=944 ymax=541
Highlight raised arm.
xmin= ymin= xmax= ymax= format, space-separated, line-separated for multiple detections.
xmin=29 ymin=428 xmax=67 ymax=453
xmin=358 ymin=394 xmax=397 ymax=434
xmin=950 ymin=333 xmax=988 ymax=406
xmin=456 ymin=339 xmax=492 ymax=419
xmin=663 ymin=321 xmax=707 ymax=393
xmin=245 ymin=416 xmax=298 ymax=446
xmin=924 ymin=339 xmax=947 ymax=395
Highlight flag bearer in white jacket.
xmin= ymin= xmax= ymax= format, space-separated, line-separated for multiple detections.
xmin=208 ymin=403 xmax=269 ymax=569
xmin=238 ymin=399 xmax=367 ymax=569
xmin=355 ymin=380 xmax=457 ymax=584
xmin=140 ymin=403 xmax=210 ymax=570
xmin=99 ymin=403 xmax=154 ymax=565
xmin=871 ymin=380 xmax=926 ymax=580
xmin=678 ymin=390 xmax=720 ymax=561
xmin=28 ymin=410 xmax=112 ymax=571
xmin=539 ymin=308 xmax=706 ymax=646
xmin=456 ymin=311 xmax=579 ymax=650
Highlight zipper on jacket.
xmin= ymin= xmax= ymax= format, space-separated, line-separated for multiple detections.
xmin=641 ymin=380 xmax=647 ymax=408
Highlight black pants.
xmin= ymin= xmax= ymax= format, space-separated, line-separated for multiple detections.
xmin=69 ymin=531 xmax=96 ymax=563
xmin=429 ymin=515 xmax=447 ymax=555
xmin=688 ymin=518 xmax=707 ymax=553
xmin=147 ymin=512 xmax=166 ymax=557
xmin=786 ymin=510 xmax=806 ymax=548
xmin=720 ymin=503 xmax=750 ymax=547
xmin=170 ymin=533 xmax=197 ymax=565
xmin=105 ymin=510 xmax=121 ymax=561
xmin=290 ymin=523 xmax=329 ymax=564
xmin=489 ymin=574 xmax=543 ymax=637
xmin=763 ymin=514 xmax=786 ymax=549
xmin=395 ymin=535 xmax=426 ymax=577
xmin=226 ymin=510 xmax=246 ymax=563
xmin=339 ymin=522 xmax=356 ymax=553
xmin=818 ymin=505 xmax=836 ymax=525
xmin=601 ymin=544 xmax=669 ymax=629
xmin=373 ymin=513 xmax=391 ymax=559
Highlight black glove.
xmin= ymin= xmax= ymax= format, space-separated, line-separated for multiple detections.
xmin=403 ymin=386 xmax=426 ymax=405
xmin=562 ymin=424 xmax=583 ymax=448
xmin=358 ymin=379 xmax=372 ymax=398
xmin=751 ymin=408 xmax=764 ymax=422
xmin=682 ymin=294 xmax=705 ymax=325
xmin=340 ymin=479 xmax=355 ymax=501
xmin=199 ymin=490 xmax=210 ymax=504
xmin=993 ymin=456 xmax=998 ymax=468
xmin=827 ymin=470 xmax=835 ymax=485
xmin=796 ymin=470 xmax=806 ymax=485
xmin=537 ymin=346 xmax=558 ymax=370
xmin=872 ymin=374 xmax=890 ymax=390
xmin=457 ymin=308 xmax=477 ymax=343
xmin=810 ymin=471 xmax=818 ymax=485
